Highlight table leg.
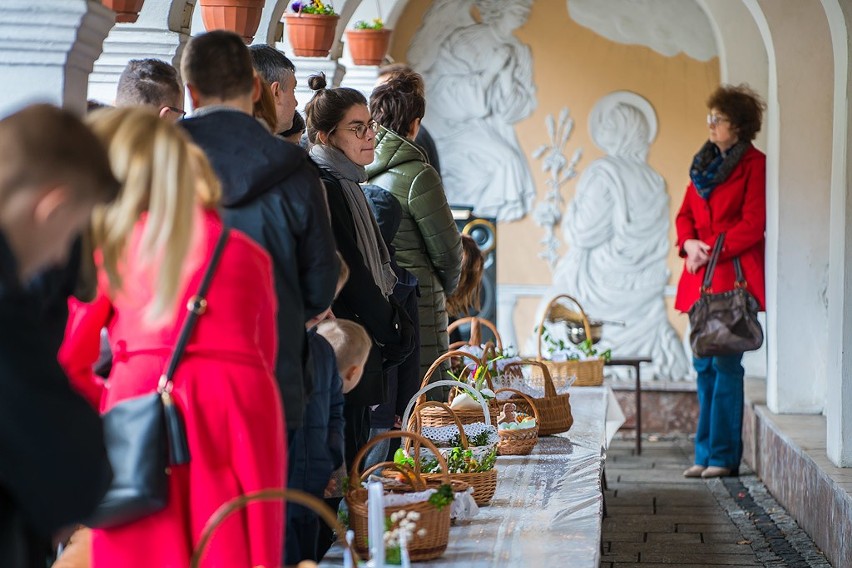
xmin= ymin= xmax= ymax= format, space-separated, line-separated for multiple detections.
xmin=634 ymin=363 xmax=642 ymax=455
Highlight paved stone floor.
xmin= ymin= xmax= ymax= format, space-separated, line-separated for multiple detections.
xmin=602 ymin=437 xmax=833 ymax=567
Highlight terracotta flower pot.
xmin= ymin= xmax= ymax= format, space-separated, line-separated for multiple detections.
xmin=199 ymin=0 xmax=265 ymax=44
xmin=102 ymin=0 xmax=145 ymax=23
xmin=283 ymin=13 xmax=340 ymax=58
xmin=346 ymin=29 xmax=392 ymax=66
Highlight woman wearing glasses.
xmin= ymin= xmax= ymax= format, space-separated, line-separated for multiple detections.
xmin=366 ymin=70 xmax=462 ymax=386
xmin=305 ymin=73 xmax=414 ymax=468
xmin=675 ymin=84 xmax=767 ymax=479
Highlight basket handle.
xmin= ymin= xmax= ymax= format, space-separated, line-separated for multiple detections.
xmin=349 ymin=430 xmax=451 ymax=491
xmin=503 ymin=359 xmax=559 ymax=398
xmin=494 ymin=387 xmax=541 ymax=421
xmin=361 ymin=461 xmax=427 ymax=491
xmin=406 ymin=400 xmax=470 ymax=449
xmin=447 ymin=316 xmax=503 ymax=351
xmin=191 ymin=488 xmax=358 ymax=568
xmin=403 ymin=379 xmax=491 ymax=430
xmin=537 ymin=294 xmax=593 ymax=359
xmin=420 ymin=350 xmax=486 ymax=390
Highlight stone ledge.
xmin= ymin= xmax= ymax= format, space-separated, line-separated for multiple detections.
xmin=743 ymin=378 xmax=852 ymax=567
xmin=606 ymin=379 xmax=698 ymax=434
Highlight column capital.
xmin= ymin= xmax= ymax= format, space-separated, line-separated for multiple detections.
xmin=0 ymin=0 xmax=114 ymax=115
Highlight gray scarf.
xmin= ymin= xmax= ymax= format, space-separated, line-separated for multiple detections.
xmin=310 ymin=144 xmax=397 ymax=297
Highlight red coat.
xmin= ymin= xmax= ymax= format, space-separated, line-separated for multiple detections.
xmin=59 ymin=210 xmax=286 ymax=568
xmin=675 ymin=144 xmax=766 ymax=313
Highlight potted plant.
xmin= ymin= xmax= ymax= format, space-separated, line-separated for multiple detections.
xmin=346 ymin=18 xmax=392 ymax=66
xmin=198 ymin=0 xmax=265 ymax=43
xmin=102 ymin=0 xmax=145 ymax=23
xmin=283 ymin=1 xmax=340 ymax=58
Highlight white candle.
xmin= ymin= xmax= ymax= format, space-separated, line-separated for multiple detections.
xmin=399 ymin=530 xmax=411 ymax=568
xmin=367 ymin=481 xmax=385 ymax=567
xmin=344 ymin=530 xmax=355 ymax=568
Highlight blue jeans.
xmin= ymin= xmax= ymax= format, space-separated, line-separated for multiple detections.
xmin=693 ymin=353 xmax=744 ymax=470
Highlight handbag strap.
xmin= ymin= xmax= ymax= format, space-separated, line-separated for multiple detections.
xmin=701 ymin=233 xmax=725 ymax=292
xmin=157 ymin=227 xmax=230 ymax=393
xmin=701 ymin=232 xmax=748 ymax=293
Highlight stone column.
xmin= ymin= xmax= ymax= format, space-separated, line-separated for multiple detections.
xmin=751 ymin=0 xmax=834 ymax=414
xmin=822 ymin=0 xmax=852 ymax=467
xmin=89 ymin=0 xmax=196 ymax=105
xmin=0 ymin=0 xmax=114 ymax=117
xmin=277 ymin=52 xmax=346 ymax=111
xmin=339 ymin=64 xmax=380 ymax=98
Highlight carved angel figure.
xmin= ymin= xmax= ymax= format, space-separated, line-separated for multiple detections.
xmin=408 ymin=0 xmax=537 ymax=222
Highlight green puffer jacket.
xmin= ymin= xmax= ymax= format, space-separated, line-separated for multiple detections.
xmin=366 ymin=126 xmax=463 ymax=380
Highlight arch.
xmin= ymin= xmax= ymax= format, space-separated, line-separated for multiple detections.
xmin=253 ymin=0 xmax=288 ymax=46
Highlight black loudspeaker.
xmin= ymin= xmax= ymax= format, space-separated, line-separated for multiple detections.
xmin=451 ymin=207 xmax=498 ymax=345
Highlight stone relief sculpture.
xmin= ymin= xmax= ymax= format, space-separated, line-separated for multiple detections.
xmin=532 ymin=107 xmax=582 ymax=269
xmin=408 ymin=0 xmax=537 ymax=222
xmin=536 ymin=91 xmax=690 ymax=380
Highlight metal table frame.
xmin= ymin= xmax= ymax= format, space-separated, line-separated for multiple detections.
xmin=604 ymin=357 xmax=652 ymax=454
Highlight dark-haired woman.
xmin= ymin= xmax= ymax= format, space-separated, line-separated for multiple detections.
xmin=304 ymin=73 xmax=413 ymax=467
xmin=366 ymin=70 xmax=462 ymax=382
xmin=675 ymin=84 xmax=766 ymax=479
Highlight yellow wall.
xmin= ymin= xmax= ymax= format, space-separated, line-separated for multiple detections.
xmin=391 ymin=0 xmax=720 ymax=348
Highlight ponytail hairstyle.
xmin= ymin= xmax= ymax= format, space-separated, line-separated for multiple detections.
xmin=304 ymin=73 xmax=368 ymax=144
xmin=86 ymin=107 xmax=205 ymax=322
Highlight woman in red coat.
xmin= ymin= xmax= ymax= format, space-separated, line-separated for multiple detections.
xmin=59 ymin=108 xmax=286 ymax=567
xmin=675 ymin=85 xmax=766 ymax=479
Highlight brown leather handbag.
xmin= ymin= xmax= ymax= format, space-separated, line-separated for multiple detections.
xmin=688 ymin=233 xmax=764 ymax=358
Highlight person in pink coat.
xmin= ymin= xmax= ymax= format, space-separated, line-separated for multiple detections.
xmin=58 ymin=108 xmax=286 ymax=568
xmin=675 ymin=84 xmax=766 ymax=480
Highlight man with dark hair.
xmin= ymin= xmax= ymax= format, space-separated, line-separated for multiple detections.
xmin=376 ymin=63 xmax=442 ymax=175
xmin=180 ymin=31 xmax=339 ymax=440
xmin=0 ymin=104 xmax=118 ymax=567
xmin=115 ymin=58 xmax=184 ymax=121
xmin=249 ymin=45 xmax=298 ymax=135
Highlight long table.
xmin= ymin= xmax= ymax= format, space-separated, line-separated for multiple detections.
xmin=324 ymin=387 xmax=623 ymax=567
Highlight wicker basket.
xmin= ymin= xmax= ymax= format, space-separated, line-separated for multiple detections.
xmin=191 ymin=488 xmax=358 ymax=568
xmin=418 ymin=351 xmax=500 ymax=426
xmin=535 ymin=294 xmax=605 ymax=387
xmin=448 ymin=317 xmax=525 ymax=387
xmin=448 ymin=316 xmax=503 ymax=350
xmin=406 ymin=400 xmax=498 ymax=463
xmin=405 ymin=402 xmax=498 ymax=507
xmin=504 ymin=360 xmax=574 ymax=436
xmin=494 ymin=387 xmax=540 ymax=456
xmin=347 ymin=431 xmax=453 ymax=562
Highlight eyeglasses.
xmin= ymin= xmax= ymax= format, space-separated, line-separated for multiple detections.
xmin=166 ymin=106 xmax=186 ymax=118
xmin=332 ymin=120 xmax=378 ymax=140
xmin=707 ymin=114 xmax=729 ymax=126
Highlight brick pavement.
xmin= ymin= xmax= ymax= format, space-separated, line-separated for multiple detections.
xmin=601 ymin=437 xmax=832 ymax=567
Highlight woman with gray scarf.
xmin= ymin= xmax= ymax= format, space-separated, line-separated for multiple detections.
xmin=305 ymin=73 xmax=415 ymax=468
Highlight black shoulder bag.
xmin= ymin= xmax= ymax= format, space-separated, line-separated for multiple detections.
xmin=688 ymin=233 xmax=764 ymax=358
xmin=87 ymin=228 xmax=230 ymax=528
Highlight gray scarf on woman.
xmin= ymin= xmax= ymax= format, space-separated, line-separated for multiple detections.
xmin=310 ymin=144 xmax=397 ymax=297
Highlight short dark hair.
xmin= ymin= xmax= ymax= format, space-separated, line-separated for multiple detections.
xmin=181 ymin=31 xmax=254 ymax=100
xmin=280 ymin=110 xmax=305 ymax=139
xmin=116 ymin=59 xmax=181 ymax=108
xmin=370 ymin=70 xmax=425 ymax=138
xmin=0 ymin=104 xmax=119 ymax=204
xmin=707 ymin=84 xmax=766 ymax=142
xmin=304 ymin=73 xmax=368 ymax=143
xmin=248 ymin=45 xmax=295 ymax=86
